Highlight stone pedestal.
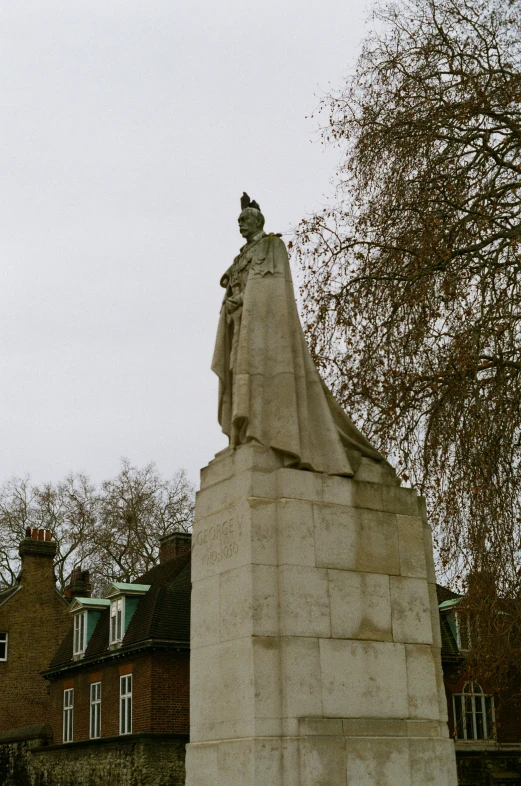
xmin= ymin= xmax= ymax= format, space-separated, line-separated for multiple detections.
xmin=186 ymin=444 xmax=457 ymax=786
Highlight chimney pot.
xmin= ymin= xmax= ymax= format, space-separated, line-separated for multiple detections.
xmin=64 ymin=564 xmax=92 ymax=599
xmin=159 ymin=531 xmax=192 ymax=563
xmin=18 ymin=529 xmax=58 ymax=583
xmin=45 ymin=530 xmax=52 ymax=541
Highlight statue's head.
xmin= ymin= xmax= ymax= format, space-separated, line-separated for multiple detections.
xmin=238 ymin=192 xmax=265 ymax=241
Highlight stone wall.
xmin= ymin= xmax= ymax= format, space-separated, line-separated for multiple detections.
xmin=0 ymin=724 xmax=53 ymax=786
xmin=0 ymin=727 xmax=187 ymax=786
xmin=456 ymin=751 xmax=521 ymax=785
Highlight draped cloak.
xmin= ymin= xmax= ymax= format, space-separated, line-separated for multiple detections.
xmin=212 ymin=232 xmax=384 ymax=476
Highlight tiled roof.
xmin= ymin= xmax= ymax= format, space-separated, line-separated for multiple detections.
xmin=0 ymin=584 xmax=21 ymax=608
xmin=48 ymin=550 xmax=191 ymax=670
xmin=440 ymin=612 xmax=459 ymax=656
xmin=50 ymin=626 xmax=75 ymax=668
xmin=436 ymin=583 xmax=461 ymax=604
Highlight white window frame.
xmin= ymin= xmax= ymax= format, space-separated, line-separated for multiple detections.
xmin=0 ymin=632 xmax=8 ymax=661
xmin=63 ymin=688 xmax=74 ymax=743
xmin=455 ymin=611 xmax=471 ymax=651
xmin=73 ymin=612 xmax=87 ymax=658
xmin=453 ymin=682 xmax=495 ymax=741
xmin=90 ymin=681 xmax=101 ymax=739
xmin=110 ymin=598 xmax=124 ymax=646
xmin=119 ymin=674 xmax=132 ymax=735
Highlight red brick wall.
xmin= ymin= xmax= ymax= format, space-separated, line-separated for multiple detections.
xmin=159 ymin=533 xmax=191 ymax=564
xmin=48 ymin=650 xmax=189 ymax=743
xmin=443 ymin=661 xmax=521 ymax=743
xmin=151 ymin=651 xmax=189 ymax=734
xmin=0 ymin=547 xmax=71 ymax=731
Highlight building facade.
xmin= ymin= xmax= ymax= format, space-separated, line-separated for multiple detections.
xmin=0 ymin=528 xmax=72 ymax=731
xmin=439 ymin=587 xmax=521 ymax=786
xmin=28 ymin=533 xmax=192 ymax=786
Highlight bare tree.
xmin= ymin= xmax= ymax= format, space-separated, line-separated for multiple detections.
xmin=0 ymin=477 xmax=36 ymax=588
xmin=92 ymin=460 xmax=194 ymax=589
xmin=294 ymin=0 xmax=521 ymax=687
xmin=0 ymin=461 xmax=194 ymax=594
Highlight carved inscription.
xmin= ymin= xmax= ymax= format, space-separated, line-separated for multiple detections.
xmin=195 ymin=514 xmax=243 ymax=567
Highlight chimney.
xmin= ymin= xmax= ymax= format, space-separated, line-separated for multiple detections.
xmin=64 ymin=567 xmax=92 ymax=599
xmin=159 ymin=532 xmax=192 ymax=563
xmin=18 ymin=528 xmax=57 ymax=587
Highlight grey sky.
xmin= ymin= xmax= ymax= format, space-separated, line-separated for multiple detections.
xmin=1 ymin=0 xmax=366 ymax=486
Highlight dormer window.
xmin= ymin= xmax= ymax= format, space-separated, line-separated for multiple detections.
xmin=110 ymin=598 xmax=124 ymax=645
xmin=69 ymin=597 xmax=110 ymax=660
xmin=73 ymin=612 xmax=87 ymax=658
xmin=455 ymin=611 xmax=472 ymax=651
xmin=105 ymin=582 xmax=151 ymax=649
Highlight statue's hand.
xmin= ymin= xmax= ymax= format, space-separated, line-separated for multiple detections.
xmin=226 ymin=294 xmax=243 ymax=314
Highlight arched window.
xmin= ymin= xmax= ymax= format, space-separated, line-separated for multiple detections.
xmin=453 ymin=682 xmax=495 ymax=740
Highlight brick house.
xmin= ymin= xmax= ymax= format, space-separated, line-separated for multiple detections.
xmin=0 ymin=528 xmax=74 ymax=732
xmin=6 ymin=528 xmax=521 ymax=786
xmin=32 ymin=533 xmax=191 ymax=785
xmin=438 ymin=586 xmax=521 ymax=785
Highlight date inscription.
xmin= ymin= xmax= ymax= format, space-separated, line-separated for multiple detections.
xmin=195 ymin=514 xmax=244 ymax=567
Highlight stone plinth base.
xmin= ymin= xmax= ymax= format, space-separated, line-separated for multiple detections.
xmin=186 ymin=444 xmax=457 ymax=786
xmin=187 ymin=728 xmax=456 ymax=786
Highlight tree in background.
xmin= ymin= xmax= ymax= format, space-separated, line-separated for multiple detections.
xmin=0 ymin=461 xmax=194 ymax=594
xmin=294 ymin=0 xmax=521 ymax=687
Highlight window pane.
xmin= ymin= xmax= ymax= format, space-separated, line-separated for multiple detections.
xmin=458 ymin=614 xmax=470 ymax=649
xmin=485 ymin=696 xmax=494 ymax=739
xmin=120 ymin=675 xmax=132 ymax=734
xmin=0 ymin=633 xmax=6 ymax=661
xmin=474 ymin=699 xmax=484 ymax=739
xmin=63 ymin=689 xmax=74 ymax=742
xmin=454 ymin=687 xmax=494 ymax=741
xmin=454 ymin=696 xmax=464 ymax=739
xmin=90 ymin=682 xmax=101 ymax=739
xmin=462 ymin=695 xmax=474 ymax=739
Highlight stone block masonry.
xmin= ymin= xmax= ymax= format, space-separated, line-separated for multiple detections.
xmin=185 ymin=443 xmax=458 ymax=786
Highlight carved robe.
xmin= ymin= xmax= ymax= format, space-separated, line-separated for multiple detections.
xmin=212 ymin=231 xmax=384 ymax=476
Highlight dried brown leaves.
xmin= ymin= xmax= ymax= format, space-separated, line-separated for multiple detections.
xmin=295 ymin=0 xmax=521 ymax=690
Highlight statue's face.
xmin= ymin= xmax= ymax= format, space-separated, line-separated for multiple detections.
xmin=238 ymin=210 xmax=262 ymax=240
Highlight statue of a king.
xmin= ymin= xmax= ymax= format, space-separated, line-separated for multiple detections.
xmin=212 ymin=194 xmax=385 ymax=477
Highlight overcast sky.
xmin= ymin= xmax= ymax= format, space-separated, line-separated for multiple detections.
xmin=0 ymin=0 xmax=367 ymax=487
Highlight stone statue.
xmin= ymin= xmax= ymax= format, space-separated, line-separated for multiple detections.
xmin=212 ymin=194 xmax=385 ymax=476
